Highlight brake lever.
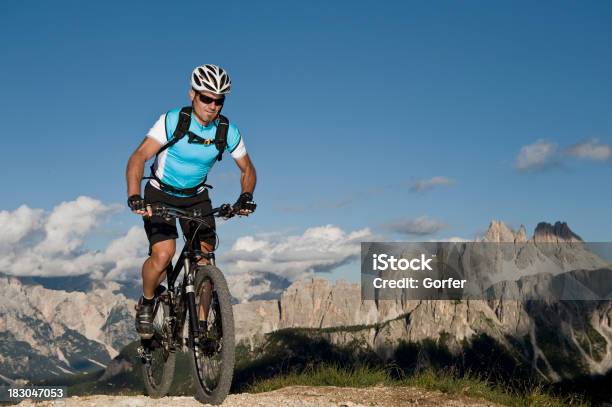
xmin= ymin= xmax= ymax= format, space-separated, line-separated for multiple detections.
xmin=149 ymin=205 xmax=169 ymax=220
xmin=218 ymin=204 xmax=234 ymax=219
xmin=230 ymin=201 xmax=257 ymax=218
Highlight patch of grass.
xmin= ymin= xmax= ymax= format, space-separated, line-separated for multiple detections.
xmin=247 ymin=364 xmax=590 ymax=407
xmin=400 ymin=368 xmax=589 ymax=407
xmin=232 ymin=328 xmax=384 ymax=393
xmin=246 ymin=364 xmax=391 ymax=393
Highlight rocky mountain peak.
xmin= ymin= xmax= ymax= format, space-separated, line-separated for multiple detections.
xmin=484 ymin=220 xmax=517 ymax=242
xmin=484 ymin=220 xmax=582 ymax=244
xmin=532 ymin=221 xmax=583 ymax=243
xmin=516 ymin=224 xmax=527 ymax=243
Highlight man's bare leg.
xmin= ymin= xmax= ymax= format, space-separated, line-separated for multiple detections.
xmin=197 ymin=241 xmax=214 ymax=326
xmin=156 ymin=270 xmax=167 ymax=288
xmin=136 ymin=239 xmax=176 ymax=337
xmin=142 ymin=239 xmax=176 ymax=299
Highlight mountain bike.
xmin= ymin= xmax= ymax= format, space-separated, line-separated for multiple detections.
xmin=136 ymin=201 xmax=254 ymax=405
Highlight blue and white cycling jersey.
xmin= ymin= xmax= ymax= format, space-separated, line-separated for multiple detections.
xmin=146 ymin=108 xmax=247 ymax=196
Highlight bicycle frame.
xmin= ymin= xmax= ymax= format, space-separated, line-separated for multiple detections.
xmin=165 ymin=236 xmax=215 ymax=348
xmin=149 ymin=204 xmax=226 ymax=349
xmin=139 ymin=200 xmax=249 ymax=402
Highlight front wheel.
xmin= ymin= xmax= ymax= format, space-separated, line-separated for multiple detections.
xmin=188 ymin=265 xmax=235 ymax=405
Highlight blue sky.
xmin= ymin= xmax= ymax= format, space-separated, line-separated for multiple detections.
xmin=1 ymin=1 xmax=611 ymax=283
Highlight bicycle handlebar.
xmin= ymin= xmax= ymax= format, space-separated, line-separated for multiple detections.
xmin=147 ymin=203 xmax=230 ymax=220
xmin=146 ymin=201 xmax=256 ymax=222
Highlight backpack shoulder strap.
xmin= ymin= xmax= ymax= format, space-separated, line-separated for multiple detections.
xmin=214 ymin=114 xmax=229 ymax=162
xmin=155 ymin=106 xmax=192 ymax=156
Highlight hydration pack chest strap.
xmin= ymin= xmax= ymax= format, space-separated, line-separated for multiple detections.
xmin=156 ymin=106 xmax=193 ymax=155
xmin=214 ymin=114 xmax=229 ymax=161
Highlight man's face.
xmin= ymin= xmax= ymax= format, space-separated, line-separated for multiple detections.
xmin=191 ymin=89 xmax=225 ymax=123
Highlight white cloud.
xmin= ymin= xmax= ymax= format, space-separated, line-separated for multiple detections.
xmin=35 ymin=196 xmax=119 ymax=255
xmin=515 ymin=139 xmax=559 ymax=171
xmin=411 ymin=176 xmax=454 ymax=192
xmin=515 ymin=137 xmax=612 ymax=172
xmin=227 ymin=271 xmax=291 ymax=303
xmin=0 ymin=205 xmax=44 ymax=246
xmin=103 ymin=227 xmax=149 ymax=280
xmin=219 ymin=225 xmax=377 ymax=281
xmin=565 ymin=139 xmax=612 ymax=162
xmin=381 ymin=216 xmax=446 ymax=236
xmin=0 ymin=197 xmax=147 ymax=279
xmin=0 ymin=197 xmax=380 ymax=291
xmin=431 ymin=236 xmax=471 ymax=242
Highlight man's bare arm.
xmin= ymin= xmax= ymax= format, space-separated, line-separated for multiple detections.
xmin=234 ymin=153 xmax=257 ymax=194
xmin=126 ymin=137 xmax=162 ymax=197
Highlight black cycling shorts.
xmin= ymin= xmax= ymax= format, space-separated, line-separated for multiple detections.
xmin=143 ymin=182 xmax=216 ymax=254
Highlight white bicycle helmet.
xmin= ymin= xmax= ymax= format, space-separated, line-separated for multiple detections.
xmin=191 ymin=64 xmax=232 ymax=95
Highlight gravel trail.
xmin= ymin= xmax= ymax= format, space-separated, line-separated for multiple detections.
xmin=16 ymin=386 xmax=502 ymax=407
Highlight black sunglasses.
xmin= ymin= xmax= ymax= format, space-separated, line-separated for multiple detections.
xmin=197 ymin=92 xmax=225 ymax=106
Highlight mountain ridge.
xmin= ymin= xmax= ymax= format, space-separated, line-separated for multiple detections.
xmin=1 ymin=219 xmax=610 ymax=386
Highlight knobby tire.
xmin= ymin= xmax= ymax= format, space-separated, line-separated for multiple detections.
xmin=189 ymin=265 xmax=235 ymax=405
xmin=141 ymin=300 xmax=176 ymax=398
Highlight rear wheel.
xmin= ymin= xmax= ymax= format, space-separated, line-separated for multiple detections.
xmin=189 ymin=265 xmax=235 ymax=405
xmin=140 ymin=299 xmax=176 ymax=398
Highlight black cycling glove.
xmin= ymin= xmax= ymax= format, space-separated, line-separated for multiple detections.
xmin=233 ymin=192 xmax=254 ymax=212
xmin=128 ymin=194 xmax=145 ymax=211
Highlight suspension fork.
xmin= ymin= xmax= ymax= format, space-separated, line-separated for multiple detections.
xmin=185 ymin=257 xmax=201 ymax=345
xmin=185 ymin=240 xmax=216 ymax=346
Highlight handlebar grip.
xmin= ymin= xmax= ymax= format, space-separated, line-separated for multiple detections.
xmin=243 ymin=202 xmax=257 ymax=212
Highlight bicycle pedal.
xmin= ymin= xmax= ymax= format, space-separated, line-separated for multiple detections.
xmin=137 ymin=346 xmax=152 ymax=362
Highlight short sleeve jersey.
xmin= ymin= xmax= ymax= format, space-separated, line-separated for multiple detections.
xmin=146 ymin=108 xmax=247 ymax=196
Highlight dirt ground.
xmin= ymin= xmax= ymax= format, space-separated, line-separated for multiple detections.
xmin=16 ymin=385 xmax=502 ymax=407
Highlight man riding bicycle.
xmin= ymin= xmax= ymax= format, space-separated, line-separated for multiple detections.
xmin=126 ymin=64 xmax=257 ymax=338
